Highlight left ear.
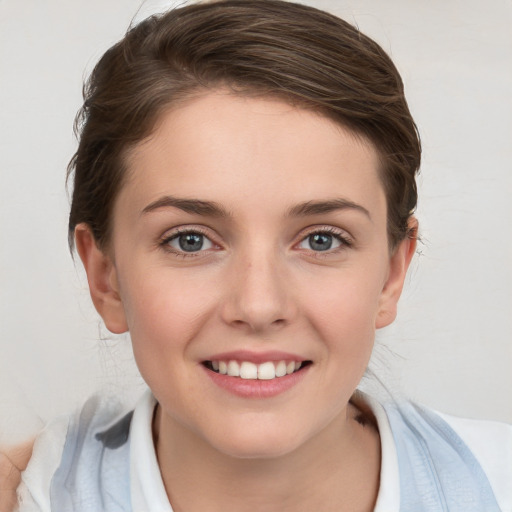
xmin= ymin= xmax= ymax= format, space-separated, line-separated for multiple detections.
xmin=375 ymin=218 xmax=418 ymax=329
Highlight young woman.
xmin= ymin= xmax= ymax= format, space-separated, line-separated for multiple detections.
xmin=11 ymin=1 xmax=512 ymax=510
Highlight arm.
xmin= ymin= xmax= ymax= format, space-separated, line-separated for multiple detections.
xmin=0 ymin=441 xmax=34 ymax=512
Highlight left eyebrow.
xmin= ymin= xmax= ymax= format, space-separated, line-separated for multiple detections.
xmin=141 ymin=195 xmax=230 ymax=218
xmin=287 ymin=198 xmax=371 ymax=220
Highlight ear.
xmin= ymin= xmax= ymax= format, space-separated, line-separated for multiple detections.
xmin=74 ymin=224 xmax=128 ymax=334
xmin=375 ymin=218 xmax=418 ymax=329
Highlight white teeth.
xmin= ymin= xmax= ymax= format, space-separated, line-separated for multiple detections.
xmin=227 ymin=360 xmax=240 ymax=377
xmin=275 ymin=360 xmax=287 ymax=377
xmin=209 ymin=359 xmax=306 ymax=380
xmin=240 ymin=361 xmax=258 ymax=379
xmin=258 ymin=362 xmax=276 ymax=380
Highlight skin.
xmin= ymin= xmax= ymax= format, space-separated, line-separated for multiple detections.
xmin=0 ymin=441 xmax=33 ymax=511
xmin=73 ymin=91 xmax=417 ymax=512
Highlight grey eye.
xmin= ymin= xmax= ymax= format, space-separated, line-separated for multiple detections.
xmin=169 ymin=233 xmax=213 ymax=252
xmin=299 ymin=232 xmax=342 ymax=252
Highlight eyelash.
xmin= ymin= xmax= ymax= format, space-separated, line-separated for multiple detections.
xmin=158 ymin=226 xmax=353 ymax=258
xmin=159 ymin=227 xmax=218 ymax=258
xmin=296 ymin=226 xmax=353 ymax=254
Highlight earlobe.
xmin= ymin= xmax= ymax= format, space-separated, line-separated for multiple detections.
xmin=74 ymin=224 xmax=128 ymax=334
xmin=375 ymin=218 xmax=418 ymax=329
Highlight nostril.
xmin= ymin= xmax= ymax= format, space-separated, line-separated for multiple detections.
xmin=228 ymin=317 xmax=287 ymax=331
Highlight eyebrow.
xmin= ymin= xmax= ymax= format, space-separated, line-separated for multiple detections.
xmin=287 ymin=198 xmax=371 ymax=220
xmin=141 ymin=196 xmax=230 ymax=217
xmin=141 ymin=195 xmax=370 ymax=220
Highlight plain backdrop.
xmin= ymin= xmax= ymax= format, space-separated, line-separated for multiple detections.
xmin=1 ymin=0 xmax=511 ymax=444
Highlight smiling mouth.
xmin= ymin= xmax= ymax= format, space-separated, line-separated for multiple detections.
xmin=202 ymin=360 xmax=312 ymax=380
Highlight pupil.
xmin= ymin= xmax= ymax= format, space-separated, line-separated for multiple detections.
xmin=179 ymin=233 xmax=203 ymax=252
xmin=310 ymin=233 xmax=332 ymax=251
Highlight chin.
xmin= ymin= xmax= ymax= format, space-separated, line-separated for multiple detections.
xmin=205 ymin=421 xmax=307 ymax=460
xmin=216 ymin=438 xmax=301 ymax=460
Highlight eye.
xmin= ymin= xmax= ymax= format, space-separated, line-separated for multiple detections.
xmin=297 ymin=229 xmax=350 ymax=252
xmin=166 ymin=231 xmax=214 ymax=253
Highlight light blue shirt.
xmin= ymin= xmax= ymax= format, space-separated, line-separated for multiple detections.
xmin=19 ymin=392 xmax=510 ymax=511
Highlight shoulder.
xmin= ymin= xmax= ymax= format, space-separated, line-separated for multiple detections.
xmin=383 ymin=398 xmax=512 ymax=511
xmin=437 ymin=409 xmax=512 ymax=511
xmin=18 ymin=395 xmax=134 ymax=512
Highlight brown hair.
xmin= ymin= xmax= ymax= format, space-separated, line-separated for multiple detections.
xmin=68 ymin=0 xmax=420 ymax=250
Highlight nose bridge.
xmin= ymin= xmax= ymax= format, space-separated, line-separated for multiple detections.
xmin=223 ymin=239 xmax=291 ymax=331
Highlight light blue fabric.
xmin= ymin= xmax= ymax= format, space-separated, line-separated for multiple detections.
xmin=49 ymin=396 xmax=132 ymax=511
xmin=384 ymin=401 xmax=501 ymax=512
xmin=47 ymin=395 xmax=502 ymax=511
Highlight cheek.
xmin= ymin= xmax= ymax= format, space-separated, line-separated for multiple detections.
xmin=298 ymin=266 xmax=385 ymax=350
xmin=118 ymin=270 xmax=220 ymax=353
xmin=301 ymin=272 xmax=381 ymax=336
xmin=118 ymin=271 xmax=220 ymax=411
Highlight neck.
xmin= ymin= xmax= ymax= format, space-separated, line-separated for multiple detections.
xmin=154 ymin=402 xmax=380 ymax=512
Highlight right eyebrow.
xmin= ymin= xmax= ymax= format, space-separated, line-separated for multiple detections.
xmin=141 ymin=195 xmax=231 ymax=218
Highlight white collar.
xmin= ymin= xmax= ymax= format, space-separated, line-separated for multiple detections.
xmin=129 ymin=389 xmax=400 ymax=511
xmin=130 ymin=390 xmax=173 ymax=512
xmin=360 ymin=392 xmax=400 ymax=511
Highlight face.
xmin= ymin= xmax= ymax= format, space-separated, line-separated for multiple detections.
xmin=79 ymin=91 xmax=414 ymax=459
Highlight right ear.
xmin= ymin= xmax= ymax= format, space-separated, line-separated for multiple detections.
xmin=74 ymin=224 xmax=128 ymax=334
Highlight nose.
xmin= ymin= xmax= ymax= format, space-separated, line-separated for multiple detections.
xmin=220 ymin=247 xmax=294 ymax=333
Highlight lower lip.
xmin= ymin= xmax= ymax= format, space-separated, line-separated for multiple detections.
xmin=202 ymin=365 xmax=310 ymax=398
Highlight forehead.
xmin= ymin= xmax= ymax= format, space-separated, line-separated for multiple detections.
xmin=119 ymin=91 xmax=386 ymax=222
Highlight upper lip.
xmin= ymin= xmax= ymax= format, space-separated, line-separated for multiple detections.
xmin=202 ymin=350 xmax=308 ymax=364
